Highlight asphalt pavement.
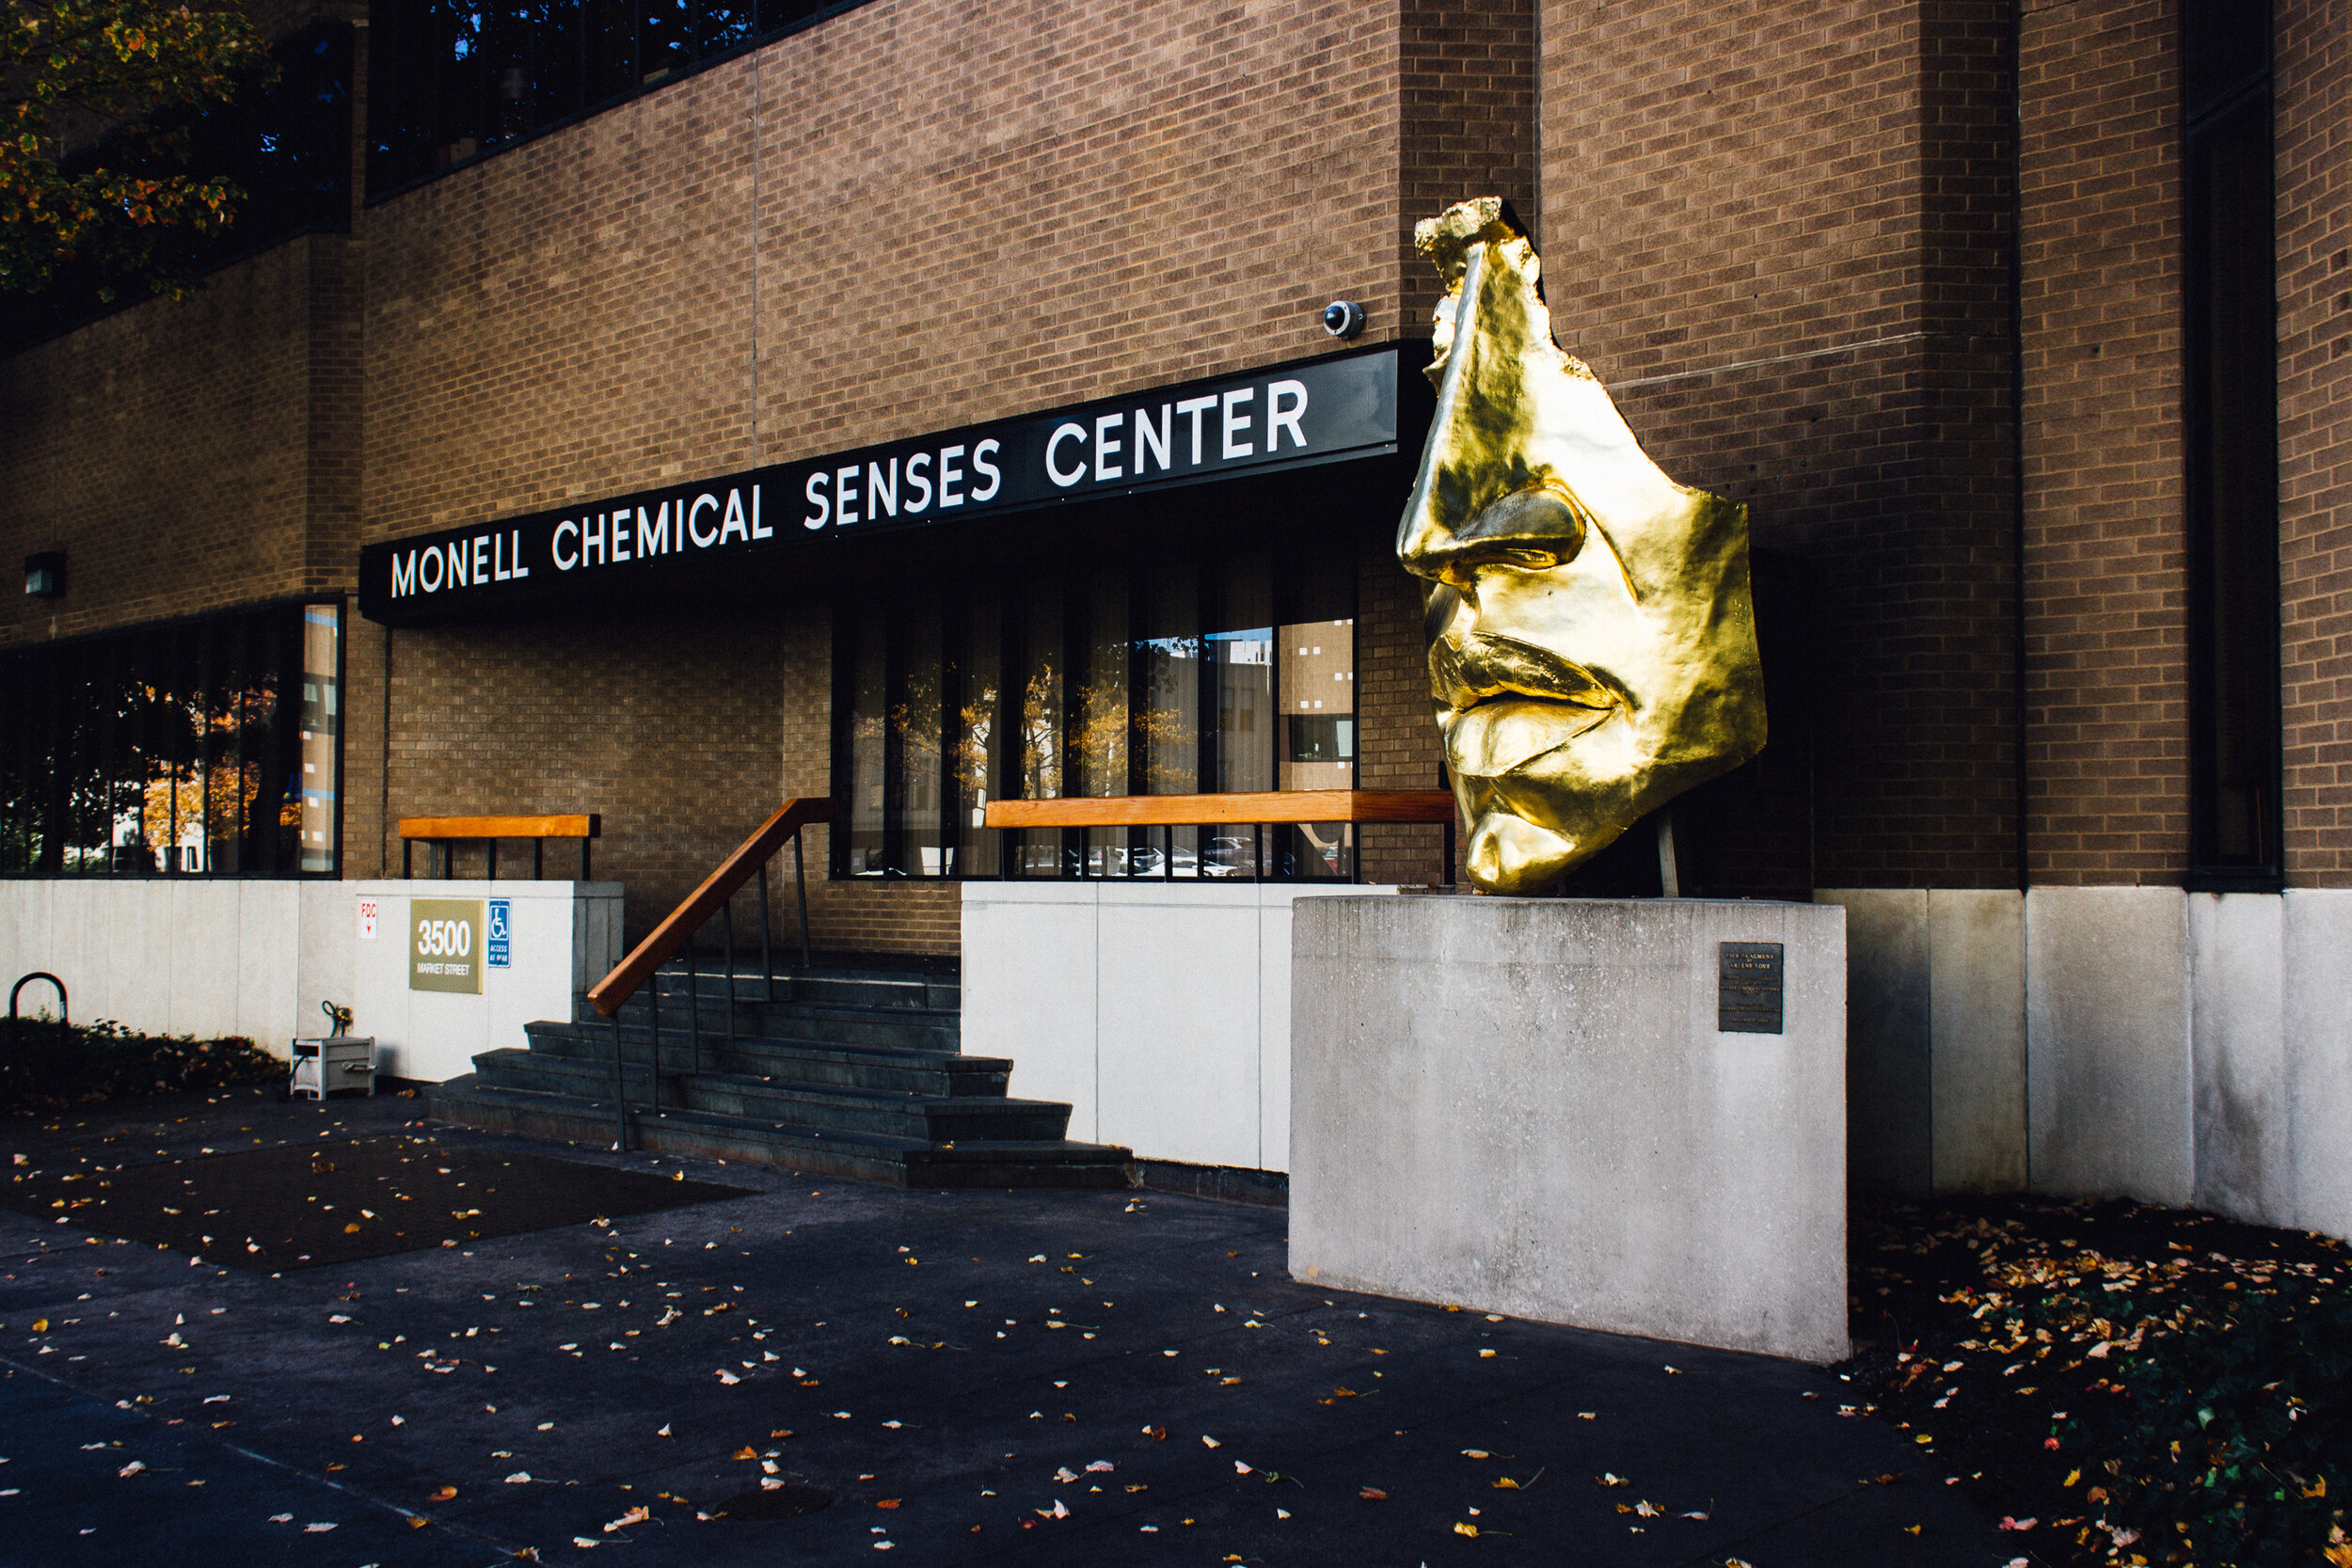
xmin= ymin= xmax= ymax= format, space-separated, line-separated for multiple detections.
xmin=0 ymin=1086 xmax=2021 ymax=1566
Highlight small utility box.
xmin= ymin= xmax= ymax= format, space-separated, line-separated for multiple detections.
xmin=291 ymin=1036 xmax=378 ymax=1099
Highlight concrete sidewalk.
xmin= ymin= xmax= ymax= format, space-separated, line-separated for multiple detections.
xmin=0 ymin=1088 xmax=2016 ymax=1565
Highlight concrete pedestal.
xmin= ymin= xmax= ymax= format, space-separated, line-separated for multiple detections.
xmin=1290 ymin=895 xmax=1849 ymax=1363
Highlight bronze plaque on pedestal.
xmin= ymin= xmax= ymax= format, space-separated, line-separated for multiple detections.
xmin=1718 ymin=942 xmax=1784 ymax=1034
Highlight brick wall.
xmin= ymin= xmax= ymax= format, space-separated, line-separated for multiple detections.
xmin=1401 ymin=0 xmax=1541 ymax=328
xmin=2275 ymin=0 xmax=2352 ymax=886
xmin=1356 ymin=528 xmax=1450 ymax=885
xmin=2016 ymin=0 xmax=2187 ymax=887
xmin=0 ymin=237 xmax=351 ymax=646
xmin=1538 ymin=0 xmax=2020 ymax=894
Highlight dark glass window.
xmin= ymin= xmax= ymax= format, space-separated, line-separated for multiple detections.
xmin=0 ymin=601 xmax=342 ymax=878
xmin=833 ymin=553 xmax=1356 ymax=881
xmin=0 ymin=23 xmax=353 ymax=356
xmin=2183 ymin=0 xmax=2280 ymax=887
xmin=366 ymin=0 xmax=854 ymax=198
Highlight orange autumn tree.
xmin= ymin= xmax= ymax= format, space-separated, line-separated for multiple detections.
xmin=0 ymin=0 xmax=267 ymax=300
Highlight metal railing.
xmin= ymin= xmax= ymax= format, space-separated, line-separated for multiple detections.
xmin=7 ymin=972 xmax=66 ymax=1043
xmin=982 ymin=789 xmax=1459 ymax=886
xmin=582 ymin=798 xmax=834 ymax=1149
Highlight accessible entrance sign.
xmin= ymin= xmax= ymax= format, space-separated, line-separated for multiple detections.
xmin=410 ymin=898 xmax=485 ymax=993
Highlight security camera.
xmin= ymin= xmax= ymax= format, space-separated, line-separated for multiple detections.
xmin=1321 ymin=300 xmax=1367 ymax=340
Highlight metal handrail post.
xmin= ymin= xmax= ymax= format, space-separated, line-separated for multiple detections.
xmin=793 ymin=832 xmax=811 ymax=969
xmin=756 ymin=860 xmax=774 ymax=1002
xmin=609 ymin=1014 xmax=628 ymax=1150
xmin=647 ymin=966 xmax=661 ymax=1096
xmin=721 ymin=899 xmax=738 ymax=1046
xmin=685 ymin=925 xmax=701 ymax=1077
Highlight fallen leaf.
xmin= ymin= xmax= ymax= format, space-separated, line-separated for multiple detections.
xmin=1201 ymin=1436 xmax=1220 ymax=1449
xmin=1596 ymin=1472 xmax=1628 ymax=1487
xmin=1454 ymin=1522 xmax=1479 ymax=1537
xmin=430 ymin=1485 xmax=458 ymax=1502
xmin=602 ymin=1506 xmax=649 ymax=1532
xmin=303 ymin=1523 xmax=337 ymax=1533
xmin=1359 ymin=1486 xmax=1387 ymax=1500
xmin=1493 ymin=1478 xmax=1519 ymax=1490
xmin=504 ymin=1471 xmax=533 ymax=1484
xmin=877 ymin=1499 xmax=899 ymax=1510
xmin=1462 ymin=1449 xmax=1490 ymax=1460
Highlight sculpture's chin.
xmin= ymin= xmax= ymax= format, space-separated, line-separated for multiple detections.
xmin=1462 ymin=812 xmax=1582 ymax=895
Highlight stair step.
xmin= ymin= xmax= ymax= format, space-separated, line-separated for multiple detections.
xmin=471 ymin=1049 xmax=1071 ymax=1140
xmin=432 ymin=956 xmax=1121 ymax=1190
xmin=521 ymin=1022 xmax=1009 ymax=1096
xmin=587 ymin=996 xmax=961 ymax=1053
xmin=604 ymin=964 xmax=961 ymax=1014
xmin=426 ymin=1078 xmax=1128 ymax=1189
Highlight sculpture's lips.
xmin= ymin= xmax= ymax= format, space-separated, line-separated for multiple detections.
xmin=1430 ymin=632 xmax=1619 ymax=717
xmin=1441 ymin=695 xmax=1618 ymax=776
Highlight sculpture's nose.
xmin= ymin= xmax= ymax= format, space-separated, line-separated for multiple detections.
xmin=1401 ymin=485 xmax=1593 ymax=594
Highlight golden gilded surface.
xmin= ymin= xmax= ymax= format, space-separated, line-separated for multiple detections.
xmin=1398 ymin=199 xmax=1766 ymax=895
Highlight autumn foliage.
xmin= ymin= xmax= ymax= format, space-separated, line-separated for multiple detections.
xmin=0 ymin=0 xmax=268 ymax=299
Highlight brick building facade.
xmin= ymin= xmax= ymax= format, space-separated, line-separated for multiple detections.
xmin=2 ymin=0 xmax=2345 ymax=1220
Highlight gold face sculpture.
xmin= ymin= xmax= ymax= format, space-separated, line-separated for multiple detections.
xmin=1398 ymin=199 xmax=1766 ymax=895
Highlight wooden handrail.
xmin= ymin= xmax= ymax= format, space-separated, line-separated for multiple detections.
xmin=586 ymin=797 xmax=835 ymax=1018
xmin=399 ymin=814 xmax=599 ymax=840
xmin=983 ymin=789 xmax=1458 ymax=831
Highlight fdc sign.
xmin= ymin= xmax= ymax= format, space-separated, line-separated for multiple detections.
xmin=410 ymin=899 xmax=484 ymax=994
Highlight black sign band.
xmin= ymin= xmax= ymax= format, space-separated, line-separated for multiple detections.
xmin=358 ymin=342 xmax=1406 ymax=624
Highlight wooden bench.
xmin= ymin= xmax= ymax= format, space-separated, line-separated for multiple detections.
xmin=398 ymin=814 xmax=601 ymax=879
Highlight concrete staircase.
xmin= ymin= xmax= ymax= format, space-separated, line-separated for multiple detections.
xmin=427 ymin=960 xmax=1131 ymax=1187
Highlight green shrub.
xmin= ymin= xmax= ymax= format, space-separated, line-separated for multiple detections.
xmin=2049 ymin=1280 xmax=2350 ymax=1565
xmin=0 ymin=1015 xmax=282 ymax=1115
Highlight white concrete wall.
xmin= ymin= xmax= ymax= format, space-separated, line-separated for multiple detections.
xmin=0 ymin=879 xmax=356 ymax=1053
xmin=1824 ymin=884 xmax=2352 ymax=1239
xmin=350 ymin=880 xmax=624 ymax=1082
xmin=1814 ymin=889 xmax=2026 ymax=1196
xmin=2026 ymin=887 xmax=2195 ymax=1207
xmin=961 ymin=879 xmax=1391 ymax=1172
